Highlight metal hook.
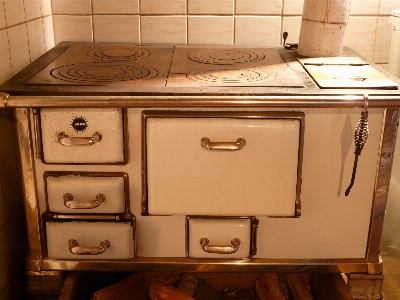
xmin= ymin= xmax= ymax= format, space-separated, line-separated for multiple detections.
xmin=363 ymin=94 xmax=368 ymax=113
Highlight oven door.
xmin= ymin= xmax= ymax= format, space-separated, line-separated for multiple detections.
xmin=142 ymin=111 xmax=304 ymax=217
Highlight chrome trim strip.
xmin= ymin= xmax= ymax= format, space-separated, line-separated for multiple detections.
xmin=250 ymin=217 xmax=259 ymax=257
xmin=366 ymin=108 xmax=399 ymax=260
xmin=32 ymin=109 xmax=42 ymax=159
xmin=39 ymin=257 xmax=374 ymax=274
xmin=14 ymin=108 xmax=43 ymax=261
xmin=5 ymin=94 xmax=400 ymax=108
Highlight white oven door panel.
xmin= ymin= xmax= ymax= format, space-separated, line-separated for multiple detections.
xmin=188 ymin=218 xmax=251 ymax=258
xmin=46 ymin=175 xmax=126 ymax=213
xmin=46 ymin=221 xmax=134 ymax=259
xmin=146 ymin=117 xmax=300 ymax=216
xmin=40 ymin=108 xmax=125 ymax=164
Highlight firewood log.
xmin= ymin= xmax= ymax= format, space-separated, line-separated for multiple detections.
xmin=92 ymin=272 xmax=181 ymax=300
xmin=176 ymin=273 xmax=198 ymax=296
xmin=284 ymin=273 xmax=314 ymax=300
xmin=255 ymin=273 xmax=287 ymax=300
xmin=149 ymin=277 xmax=195 ymax=300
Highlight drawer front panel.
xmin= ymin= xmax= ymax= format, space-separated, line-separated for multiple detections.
xmin=40 ymin=108 xmax=125 ymax=164
xmin=46 ymin=173 xmax=126 ymax=213
xmin=145 ymin=112 xmax=303 ymax=216
xmin=46 ymin=221 xmax=134 ymax=260
xmin=188 ymin=217 xmax=252 ymax=258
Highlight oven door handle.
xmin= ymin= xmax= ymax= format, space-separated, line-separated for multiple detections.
xmin=200 ymin=238 xmax=241 ymax=254
xmin=58 ymin=131 xmax=102 ymax=146
xmin=63 ymin=193 xmax=105 ymax=209
xmin=68 ymin=239 xmax=110 ymax=255
xmin=201 ymin=137 xmax=246 ymax=151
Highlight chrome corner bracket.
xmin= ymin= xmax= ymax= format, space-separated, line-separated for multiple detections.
xmin=367 ymin=256 xmax=383 ymax=274
xmin=0 ymin=92 xmax=9 ymax=108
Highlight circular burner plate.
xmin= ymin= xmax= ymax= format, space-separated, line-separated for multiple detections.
xmin=87 ymin=46 xmax=150 ymax=60
xmin=51 ymin=62 xmax=158 ymax=84
xmin=188 ymin=49 xmax=265 ymax=65
xmin=187 ymin=68 xmax=275 ymax=84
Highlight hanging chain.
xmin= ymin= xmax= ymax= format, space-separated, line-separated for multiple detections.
xmin=345 ymin=95 xmax=369 ymax=196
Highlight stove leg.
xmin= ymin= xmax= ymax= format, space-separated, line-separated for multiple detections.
xmin=346 ymin=273 xmax=383 ymax=300
xmin=26 ymin=270 xmax=65 ymax=298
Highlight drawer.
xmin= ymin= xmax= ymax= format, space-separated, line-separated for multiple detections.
xmin=46 ymin=221 xmax=135 ymax=260
xmin=45 ymin=172 xmax=128 ymax=214
xmin=143 ymin=111 xmax=304 ymax=217
xmin=187 ymin=217 xmax=258 ymax=258
xmin=39 ymin=108 xmax=126 ymax=164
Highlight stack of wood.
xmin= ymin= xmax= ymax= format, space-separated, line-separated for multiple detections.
xmin=88 ymin=271 xmax=356 ymax=300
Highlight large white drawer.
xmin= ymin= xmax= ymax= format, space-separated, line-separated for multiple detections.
xmin=143 ymin=111 xmax=304 ymax=217
xmin=46 ymin=221 xmax=135 ymax=260
xmin=45 ymin=172 xmax=127 ymax=214
xmin=40 ymin=108 xmax=126 ymax=164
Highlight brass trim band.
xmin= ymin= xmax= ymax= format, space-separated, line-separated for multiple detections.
xmin=4 ymin=94 xmax=400 ymax=108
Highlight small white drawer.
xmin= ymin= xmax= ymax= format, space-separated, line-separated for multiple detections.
xmin=46 ymin=221 xmax=135 ymax=260
xmin=40 ymin=108 xmax=126 ymax=164
xmin=143 ymin=111 xmax=304 ymax=217
xmin=187 ymin=217 xmax=258 ymax=259
xmin=45 ymin=172 xmax=127 ymax=214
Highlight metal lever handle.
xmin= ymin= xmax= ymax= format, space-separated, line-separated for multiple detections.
xmin=201 ymin=137 xmax=246 ymax=151
xmin=58 ymin=132 xmax=102 ymax=146
xmin=200 ymin=238 xmax=241 ymax=254
xmin=68 ymin=239 xmax=110 ymax=255
xmin=63 ymin=193 xmax=105 ymax=209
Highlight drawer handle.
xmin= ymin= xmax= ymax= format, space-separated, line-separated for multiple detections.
xmin=58 ymin=132 xmax=102 ymax=146
xmin=68 ymin=239 xmax=110 ymax=255
xmin=201 ymin=137 xmax=246 ymax=151
xmin=63 ymin=193 xmax=105 ymax=209
xmin=200 ymin=238 xmax=241 ymax=254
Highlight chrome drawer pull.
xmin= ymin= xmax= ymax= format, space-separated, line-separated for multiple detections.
xmin=201 ymin=137 xmax=246 ymax=151
xmin=63 ymin=193 xmax=105 ymax=209
xmin=68 ymin=239 xmax=110 ymax=255
xmin=200 ymin=238 xmax=241 ymax=254
xmin=58 ymin=132 xmax=102 ymax=146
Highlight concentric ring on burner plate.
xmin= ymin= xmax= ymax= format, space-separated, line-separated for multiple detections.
xmin=50 ymin=62 xmax=158 ymax=84
xmin=188 ymin=49 xmax=265 ymax=65
xmin=187 ymin=68 xmax=275 ymax=84
xmin=87 ymin=46 xmax=150 ymax=60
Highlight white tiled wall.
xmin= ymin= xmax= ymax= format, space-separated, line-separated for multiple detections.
xmin=1 ymin=0 xmax=400 ymax=298
xmin=43 ymin=0 xmax=399 ymax=65
xmin=0 ymin=0 xmax=54 ymax=85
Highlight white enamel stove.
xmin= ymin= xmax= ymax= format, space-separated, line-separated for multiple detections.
xmin=1 ymin=42 xmax=399 ymax=276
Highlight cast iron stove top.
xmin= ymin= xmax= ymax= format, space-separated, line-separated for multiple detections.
xmin=27 ymin=43 xmax=305 ymax=88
